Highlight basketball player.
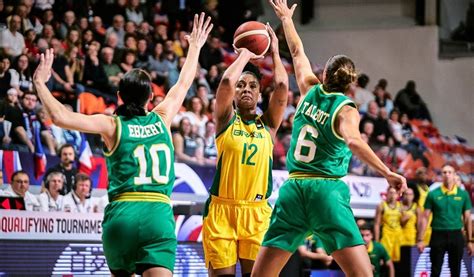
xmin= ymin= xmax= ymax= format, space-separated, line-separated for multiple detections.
xmin=33 ymin=13 xmax=213 ymax=276
xmin=202 ymin=24 xmax=288 ymax=276
xmin=374 ymin=187 xmax=403 ymax=263
xmin=400 ymin=187 xmax=420 ymax=247
xmin=252 ymin=1 xmax=407 ymax=276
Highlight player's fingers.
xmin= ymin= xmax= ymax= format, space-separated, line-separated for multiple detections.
xmin=192 ymin=14 xmax=198 ymax=33
xmin=290 ymin=4 xmax=298 ymax=13
xmin=203 ymin=16 xmax=211 ymax=31
xmin=268 ymin=0 xmax=277 ymax=9
xmin=199 ymin=12 xmax=205 ymax=28
xmin=205 ymin=23 xmax=214 ymax=37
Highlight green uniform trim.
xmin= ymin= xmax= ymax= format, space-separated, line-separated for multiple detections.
xmin=368 ymin=241 xmax=391 ymax=277
xmin=330 ymin=99 xmax=354 ymax=141
xmin=216 ymin=114 xmax=236 ymax=138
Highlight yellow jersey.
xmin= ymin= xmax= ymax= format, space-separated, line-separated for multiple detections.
xmin=382 ymin=201 xmax=402 ymax=232
xmin=209 ymin=113 xmax=273 ymax=201
xmin=417 ymin=184 xmax=429 ymax=209
xmin=401 ymin=203 xmax=418 ymax=246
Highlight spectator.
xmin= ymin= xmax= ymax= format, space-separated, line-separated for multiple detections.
xmin=198 ymin=36 xmax=223 ymax=70
xmin=400 ymin=187 xmax=420 ymax=247
xmin=49 ymin=105 xmax=82 ymax=150
xmin=417 ymin=164 xmax=473 ymax=277
xmin=91 ymin=16 xmax=106 ymax=44
xmin=58 ymin=10 xmax=77 ymax=39
xmin=24 ymin=29 xmax=39 ymax=58
xmin=388 ymin=109 xmax=404 ymax=145
xmin=0 ymin=89 xmax=18 ymax=148
xmin=147 ymin=42 xmax=168 ymax=86
xmin=374 ymin=83 xmax=393 ymax=115
xmin=104 ymin=32 xmax=124 ymax=65
xmin=101 ymin=46 xmax=123 ymax=91
xmin=203 ymin=120 xmax=217 ymax=165
xmin=125 ymin=0 xmax=144 ymax=25
xmin=106 ymin=15 xmax=125 ymax=48
xmin=43 ymin=143 xmax=78 ymax=195
xmin=11 ymin=54 xmax=34 ymax=95
xmin=394 ymin=80 xmax=432 ymax=121
xmin=153 ymin=23 xmax=169 ymax=44
xmin=38 ymin=171 xmax=65 ymax=212
xmin=120 ymin=49 xmax=136 ymax=73
xmin=40 ymin=23 xmax=55 ymax=44
xmin=0 ymin=170 xmax=39 ymax=211
xmin=206 ymin=64 xmax=221 ymax=93
xmin=64 ymin=46 xmax=84 ymax=85
xmin=1 ymin=14 xmax=26 ymax=58
xmin=135 ymin=38 xmax=149 ymax=69
xmin=83 ymin=43 xmax=114 ymax=103
xmin=360 ymin=101 xmax=390 ymax=147
xmin=282 ymin=90 xmax=296 ymax=121
xmin=36 ymin=106 xmax=57 ymax=155
xmin=354 ymin=73 xmax=373 ymax=113
xmin=172 ymin=117 xmax=204 ymax=165
xmin=196 ymin=84 xmax=211 ymax=109
xmin=62 ymin=29 xmax=82 ymax=56
xmin=360 ymin=224 xmax=395 ymax=277
xmin=61 ymin=173 xmax=94 ymax=213
xmin=184 ymin=96 xmax=208 ymax=137
xmin=0 ymin=55 xmax=16 ymax=98
xmin=400 ymin=113 xmax=413 ymax=142
xmin=374 ymin=187 xmax=403 ymax=264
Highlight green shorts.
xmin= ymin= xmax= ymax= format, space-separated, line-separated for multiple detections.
xmin=102 ymin=201 xmax=177 ymax=274
xmin=262 ymin=178 xmax=363 ymax=254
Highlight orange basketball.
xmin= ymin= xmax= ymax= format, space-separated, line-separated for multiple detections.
xmin=233 ymin=21 xmax=270 ymax=56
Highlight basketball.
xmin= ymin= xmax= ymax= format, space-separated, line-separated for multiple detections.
xmin=233 ymin=21 xmax=271 ymax=56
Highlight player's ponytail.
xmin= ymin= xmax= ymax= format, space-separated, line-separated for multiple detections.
xmin=323 ymin=55 xmax=357 ymax=93
xmin=115 ymin=69 xmax=152 ymax=118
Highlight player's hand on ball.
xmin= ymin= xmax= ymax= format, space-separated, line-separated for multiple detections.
xmin=232 ymin=45 xmax=264 ymax=60
xmin=186 ymin=13 xmax=213 ymax=48
xmin=269 ymin=0 xmax=297 ymax=19
xmin=266 ymin=23 xmax=279 ymax=54
xmin=33 ymin=48 xmax=54 ymax=83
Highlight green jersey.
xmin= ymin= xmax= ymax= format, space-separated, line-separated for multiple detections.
xmin=286 ymin=84 xmax=355 ymax=177
xmin=368 ymin=241 xmax=391 ymax=277
xmin=104 ymin=113 xmax=175 ymax=200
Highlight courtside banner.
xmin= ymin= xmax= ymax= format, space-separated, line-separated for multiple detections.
xmin=342 ymin=175 xmax=389 ymax=205
xmin=0 ymin=210 xmax=103 ymax=241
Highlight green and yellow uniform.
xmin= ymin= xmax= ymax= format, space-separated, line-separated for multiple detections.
xmin=102 ymin=113 xmax=176 ymax=274
xmin=401 ymin=203 xmax=418 ymax=246
xmin=424 ymin=185 xmax=472 ymax=230
xmin=367 ymin=241 xmax=391 ymax=277
xmin=417 ymin=184 xmax=432 ymax=244
xmin=203 ymin=113 xmax=273 ymax=269
xmin=262 ymin=83 xmax=363 ymax=254
xmin=380 ymin=201 xmax=403 ymax=262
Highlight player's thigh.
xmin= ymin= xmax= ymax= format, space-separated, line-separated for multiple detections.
xmin=331 ymin=244 xmax=373 ymax=277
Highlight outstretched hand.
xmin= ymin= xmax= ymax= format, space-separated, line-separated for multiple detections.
xmin=185 ymin=13 xmax=214 ymax=48
xmin=268 ymin=0 xmax=297 ymax=19
xmin=33 ymin=48 xmax=55 ymax=83
xmin=266 ymin=23 xmax=279 ymax=54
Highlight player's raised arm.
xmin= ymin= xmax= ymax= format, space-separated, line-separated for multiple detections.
xmin=269 ymin=0 xmax=319 ymax=96
xmin=154 ymin=13 xmax=213 ymax=128
xmin=214 ymin=48 xmax=261 ymax=134
xmin=33 ymin=49 xmax=116 ymax=150
xmin=262 ymin=23 xmax=288 ymax=135
xmin=336 ymin=105 xmax=407 ymax=193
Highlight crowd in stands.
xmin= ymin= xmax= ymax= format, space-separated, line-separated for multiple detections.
xmin=0 ymin=1 xmax=472 ymax=192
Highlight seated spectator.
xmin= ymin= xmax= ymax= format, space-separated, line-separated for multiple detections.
xmin=49 ymin=105 xmax=82 ymax=150
xmin=125 ymin=0 xmax=145 ymax=25
xmin=91 ymin=16 xmax=106 ymax=44
xmin=400 ymin=113 xmax=413 ymax=142
xmin=58 ymin=11 xmax=77 ymax=40
xmin=124 ymin=33 xmax=138 ymax=52
xmin=24 ymin=29 xmax=40 ymax=58
xmin=41 ymin=23 xmax=55 ymax=44
xmin=354 ymin=73 xmax=373 ymax=113
xmin=36 ymin=107 xmax=57 ymax=155
xmin=394 ymin=80 xmax=432 ymax=121
xmin=43 ymin=143 xmax=78 ymax=195
xmin=106 ymin=15 xmax=125 ymax=48
xmin=62 ymin=173 xmax=94 ymax=213
xmin=206 ymin=98 xmax=216 ymax=121
xmin=120 ymin=49 xmax=136 ymax=73
xmin=83 ymin=43 xmax=115 ymax=104
xmin=374 ymin=82 xmax=393 ymax=115
xmin=0 ymin=55 xmax=16 ymax=98
xmin=104 ymin=32 xmax=125 ymax=65
xmin=10 ymin=54 xmax=34 ymax=95
xmin=203 ymin=120 xmax=217 ymax=165
xmin=196 ymin=84 xmax=211 ymax=109
xmin=153 ymin=23 xmax=169 ymax=44
xmin=101 ymin=47 xmax=123 ymax=91
xmin=199 ymin=36 xmax=223 ymax=70
xmin=184 ymin=96 xmax=208 ymax=137
xmin=38 ymin=171 xmax=65 ymax=212
xmin=0 ymin=14 xmax=26 ymax=58
xmin=62 ymin=29 xmax=83 ymax=57
xmin=206 ymin=64 xmax=221 ymax=93
xmin=360 ymin=101 xmax=391 ymax=148
xmin=65 ymin=46 xmax=84 ymax=86
xmin=147 ymin=42 xmax=168 ymax=86
xmin=360 ymin=224 xmax=395 ymax=277
xmin=0 ymin=170 xmax=40 ymax=211
xmin=135 ymin=38 xmax=149 ymax=69
xmin=173 ymin=117 xmax=204 ymax=165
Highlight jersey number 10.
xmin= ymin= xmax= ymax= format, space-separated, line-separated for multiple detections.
xmin=133 ymin=144 xmax=171 ymax=185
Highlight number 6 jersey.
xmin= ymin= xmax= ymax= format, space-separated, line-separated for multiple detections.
xmin=209 ymin=113 xmax=274 ymax=201
xmin=104 ymin=112 xmax=175 ymax=201
xmin=287 ymin=84 xmax=356 ymax=177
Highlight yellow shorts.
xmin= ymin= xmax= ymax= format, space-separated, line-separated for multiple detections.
xmin=202 ymin=196 xmax=272 ymax=269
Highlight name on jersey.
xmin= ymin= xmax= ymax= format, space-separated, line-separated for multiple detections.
xmin=128 ymin=122 xmax=165 ymax=138
xmin=299 ymin=102 xmax=330 ymax=125
xmin=233 ymin=130 xmax=264 ymax=138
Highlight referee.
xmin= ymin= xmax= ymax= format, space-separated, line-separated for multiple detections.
xmin=417 ymin=164 xmax=473 ymax=277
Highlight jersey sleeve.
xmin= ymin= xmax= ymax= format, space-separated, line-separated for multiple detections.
xmin=462 ymin=190 xmax=472 ymax=211
xmin=424 ymin=191 xmax=433 ymax=210
xmin=379 ymin=243 xmax=391 ymax=262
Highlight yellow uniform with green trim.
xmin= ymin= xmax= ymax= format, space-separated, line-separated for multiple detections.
xmin=202 ymin=113 xmax=273 ymax=269
xmin=380 ymin=201 xmax=403 ymax=262
xmin=262 ymin=84 xmax=364 ymax=254
xmin=401 ymin=203 xmax=418 ymax=246
xmin=102 ymin=113 xmax=177 ymax=274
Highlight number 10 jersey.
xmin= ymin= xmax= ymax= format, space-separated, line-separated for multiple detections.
xmin=286 ymin=84 xmax=356 ymax=177
xmin=104 ymin=112 xmax=175 ymax=200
